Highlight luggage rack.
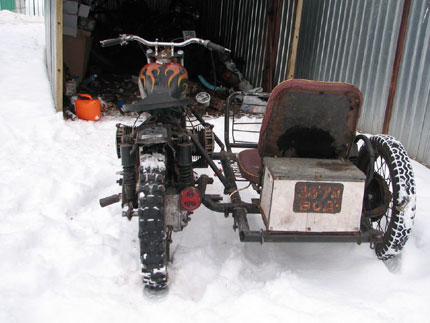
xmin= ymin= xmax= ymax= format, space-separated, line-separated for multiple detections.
xmin=225 ymin=91 xmax=270 ymax=153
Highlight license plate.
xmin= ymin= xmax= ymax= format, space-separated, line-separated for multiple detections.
xmin=293 ymin=182 xmax=344 ymax=214
xmin=182 ymin=30 xmax=196 ymax=40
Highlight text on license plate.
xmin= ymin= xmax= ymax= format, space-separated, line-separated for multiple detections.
xmin=293 ymin=182 xmax=344 ymax=214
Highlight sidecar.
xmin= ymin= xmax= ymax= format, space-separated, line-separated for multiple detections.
xmin=200 ymin=79 xmax=416 ymax=260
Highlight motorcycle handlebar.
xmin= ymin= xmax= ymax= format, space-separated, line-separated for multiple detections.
xmin=100 ymin=37 xmax=125 ymax=47
xmin=206 ymin=41 xmax=229 ymax=53
xmin=100 ymin=34 xmax=231 ymax=53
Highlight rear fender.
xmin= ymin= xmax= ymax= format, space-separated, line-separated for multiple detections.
xmin=136 ymin=125 xmax=170 ymax=145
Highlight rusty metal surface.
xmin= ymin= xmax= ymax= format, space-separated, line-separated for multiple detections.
xmin=241 ymin=230 xmax=379 ymax=243
xmin=263 ymin=157 xmax=366 ymax=182
xmin=262 ymin=0 xmax=282 ymax=91
xmin=382 ymin=0 xmax=412 ymax=134
xmin=293 ymin=182 xmax=344 ymax=214
xmin=258 ymin=80 xmax=362 ymax=159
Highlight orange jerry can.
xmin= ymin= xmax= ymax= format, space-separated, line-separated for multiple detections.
xmin=75 ymin=94 xmax=101 ymax=121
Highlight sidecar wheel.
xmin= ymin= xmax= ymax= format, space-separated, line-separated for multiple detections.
xmin=358 ymin=135 xmax=416 ymax=260
xmin=137 ymin=152 xmax=169 ymax=289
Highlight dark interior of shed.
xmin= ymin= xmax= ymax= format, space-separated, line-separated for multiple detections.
xmin=62 ymin=0 xmax=249 ymax=117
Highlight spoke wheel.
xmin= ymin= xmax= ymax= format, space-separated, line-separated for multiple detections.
xmin=138 ymin=152 xmax=169 ymax=289
xmin=358 ymin=135 xmax=416 ymax=260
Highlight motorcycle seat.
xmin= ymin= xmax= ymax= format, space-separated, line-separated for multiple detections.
xmin=237 ymin=149 xmax=261 ymax=183
xmin=124 ymin=91 xmax=193 ymax=112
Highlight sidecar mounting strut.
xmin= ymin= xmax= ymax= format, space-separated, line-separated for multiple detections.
xmin=238 ymin=229 xmax=383 ymax=244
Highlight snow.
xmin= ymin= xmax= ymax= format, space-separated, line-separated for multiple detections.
xmin=140 ymin=153 xmax=167 ymax=171
xmin=1 ymin=10 xmax=430 ymax=323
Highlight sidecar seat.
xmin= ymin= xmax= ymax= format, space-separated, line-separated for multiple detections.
xmin=237 ymin=79 xmax=362 ymax=184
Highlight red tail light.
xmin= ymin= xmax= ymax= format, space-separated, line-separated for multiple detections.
xmin=180 ymin=187 xmax=201 ymax=211
xmin=223 ymin=71 xmax=232 ymax=80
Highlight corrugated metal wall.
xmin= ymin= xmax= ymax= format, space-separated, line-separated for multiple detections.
xmin=274 ymin=0 xmax=296 ymax=85
xmin=295 ymin=0 xmax=430 ymax=166
xmin=98 ymin=0 xmax=171 ymax=13
xmin=296 ymin=0 xmax=404 ymax=134
xmin=26 ymin=0 xmax=44 ymax=16
xmin=200 ymin=0 xmax=268 ymax=87
xmin=200 ymin=0 xmax=296 ymax=88
xmin=145 ymin=0 xmax=170 ymax=13
xmin=0 ymin=0 xmax=42 ymax=15
xmin=15 ymin=0 xmax=25 ymax=13
xmin=390 ymin=0 xmax=430 ymax=166
xmin=44 ymin=0 xmax=61 ymax=112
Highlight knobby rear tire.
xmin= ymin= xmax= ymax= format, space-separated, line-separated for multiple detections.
xmin=358 ymin=135 xmax=416 ymax=260
xmin=138 ymin=152 xmax=169 ymax=289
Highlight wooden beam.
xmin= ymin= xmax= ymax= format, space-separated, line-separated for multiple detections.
xmin=262 ymin=0 xmax=282 ymax=91
xmin=286 ymin=0 xmax=303 ymax=79
xmin=382 ymin=0 xmax=411 ymax=134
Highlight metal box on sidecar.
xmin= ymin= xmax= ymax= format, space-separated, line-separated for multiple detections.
xmin=260 ymin=157 xmax=366 ymax=232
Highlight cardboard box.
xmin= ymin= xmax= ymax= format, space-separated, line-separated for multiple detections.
xmin=63 ymin=26 xmax=77 ymax=37
xmin=63 ymin=0 xmax=78 ymax=14
xmin=63 ymin=13 xmax=77 ymax=27
xmin=63 ymin=30 xmax=92 ymax=83
xmin=78 ymin=4 xmax=90 ymax=18
xmin=63 ymin=13 xmax=78 ymax=37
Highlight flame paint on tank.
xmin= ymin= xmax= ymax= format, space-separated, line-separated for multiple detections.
xmin=138 ymin=62 xmax=189 ymax=100
xmin=165 ymin=63 xmax=181 ymax=88
xmin=139 ymin=63 xmax=161 ymax=92
xmin=165 ymin=63 xmax=189 ymax=88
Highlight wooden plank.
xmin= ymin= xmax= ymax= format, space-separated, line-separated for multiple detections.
xmin=286 ymin=0 xmax=303 ymax=79
xmin=262 ymin=0 xmax=282 ymax=91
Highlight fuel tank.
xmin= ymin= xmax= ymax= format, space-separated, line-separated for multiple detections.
xmin=138 ymin=62 xmax=189 ymax=100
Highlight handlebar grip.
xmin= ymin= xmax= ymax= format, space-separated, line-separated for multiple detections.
xmin=207 ymin=41 xmax=231 ymax=53
xmin=100 ymin=38 xmax=123 ymax=47
xmin=99 ymin=194 xmax=121 ymax=207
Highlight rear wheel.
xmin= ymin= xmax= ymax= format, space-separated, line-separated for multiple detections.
xmin=138 ymin=151 xmax=169 ymax=289
xmin=358 ymin=135 xmax=416 ymax=260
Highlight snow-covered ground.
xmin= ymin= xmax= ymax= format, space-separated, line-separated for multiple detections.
xmin=1 ymin=11 xmax=430 ymax=323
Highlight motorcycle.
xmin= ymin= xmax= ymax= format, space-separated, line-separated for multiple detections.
xmin=99 ymin=35 xmax=417 ymax=290
xmin=99 ymin=34 xmax=230 ymax=289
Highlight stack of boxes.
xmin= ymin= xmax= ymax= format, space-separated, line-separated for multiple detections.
xmin=63 ymin=1 xmax=95 ymax=84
